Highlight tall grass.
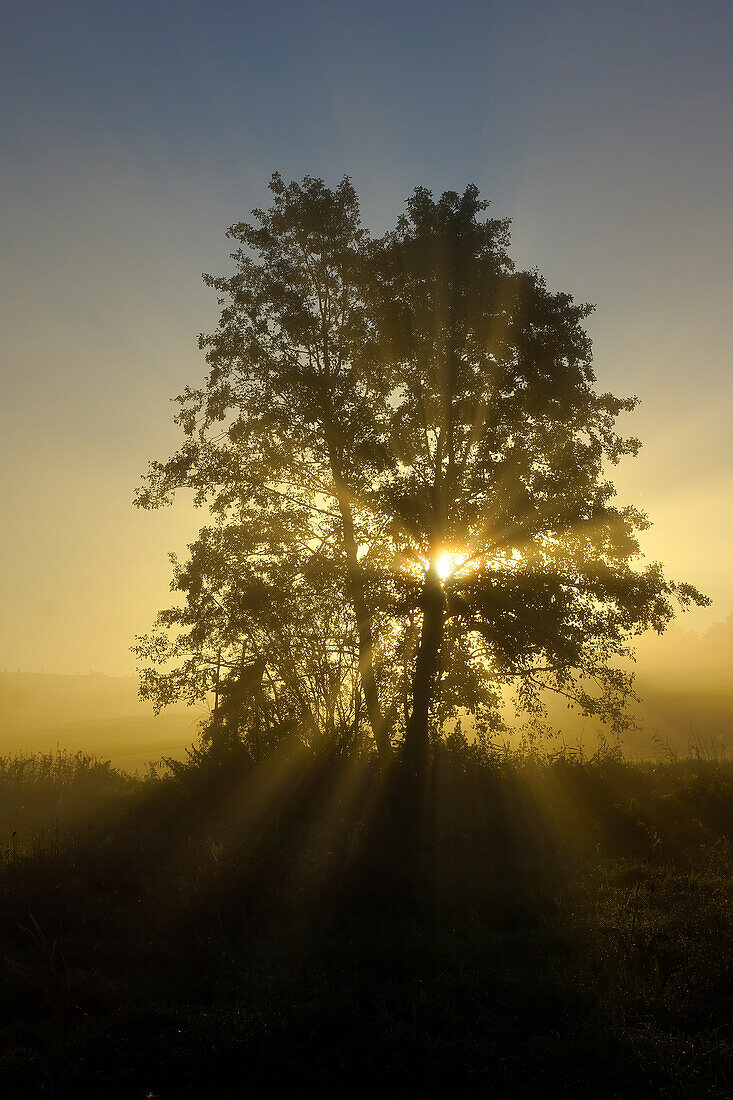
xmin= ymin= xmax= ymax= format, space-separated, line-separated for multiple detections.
xmin=0 ymin=749 xmax=137 ymax=856
xmin=0 ymin=740 xmax=730 ymax=1096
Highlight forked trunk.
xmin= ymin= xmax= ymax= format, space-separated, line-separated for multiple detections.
xmin=326 ymin=441 xmax=391 ymax=760
xmin=403 ymin=569 xmax=445 ymax=777
xmin=338 ymin=499 xmax=391 ymax=759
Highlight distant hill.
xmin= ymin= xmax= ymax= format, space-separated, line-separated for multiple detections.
xmin=0 ymin=672 xmax=205 ymax=771
xmin=0 ymin=616 xmax=730 ymax=766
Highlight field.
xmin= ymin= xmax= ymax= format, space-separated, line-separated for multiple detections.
xmin=0 ymin=742 xmax=731 ymax=1098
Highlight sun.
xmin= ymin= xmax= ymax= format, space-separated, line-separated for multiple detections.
xmin=435 ymin=551 xmax=468 ymax=581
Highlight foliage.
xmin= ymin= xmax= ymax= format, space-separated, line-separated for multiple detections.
xmin=135 ymin=175 xmax=708 ymax=763
xmin=0 ymin=750 xmax=135 ymax=852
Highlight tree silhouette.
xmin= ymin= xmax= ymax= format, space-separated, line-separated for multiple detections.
xmin=363 ymin=185 xmax=708 ymax=774
xmin=137 ymin=174 xmax=396 ymax=757
xmin=136 ymin=174 xmax=707 ymax=769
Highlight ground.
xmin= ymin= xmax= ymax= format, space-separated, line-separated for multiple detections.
xmin=0 ymin=745 xmax=731 ymax=1097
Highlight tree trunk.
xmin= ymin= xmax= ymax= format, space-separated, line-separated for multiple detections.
xmin=337 ymin=495 xmax=392 ymax=760
xmin=376 ymin=567 xmax=444 ymax=908
xmin=403 ymin=567 xmax=445 ymax=777
xmin=325 ymin=438 xmax=391 ymax=760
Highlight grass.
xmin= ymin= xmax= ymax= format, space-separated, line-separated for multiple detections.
xmin=0 ymin=742 xmax=731 ymax=1097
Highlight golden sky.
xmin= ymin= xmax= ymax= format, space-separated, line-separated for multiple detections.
xmin=1 ymin=1 xmax=731 ymax=676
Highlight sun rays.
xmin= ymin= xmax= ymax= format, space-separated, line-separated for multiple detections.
xmin=435 ymin=550 xmax=468 ymax=581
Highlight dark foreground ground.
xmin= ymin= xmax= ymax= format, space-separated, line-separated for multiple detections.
xmin=0 ymin=741 xmax=731 ymax=1097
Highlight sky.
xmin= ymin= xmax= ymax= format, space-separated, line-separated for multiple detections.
xmin=1 ymin=0 xmax=732 ymax=676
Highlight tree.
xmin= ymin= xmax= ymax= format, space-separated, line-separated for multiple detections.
xmin=136 ymin=174 xmax=399 ymax=758
xmin=136 ymin=175 xmax=707 ymax=769
xmin=363 ymin=185 xmax=708 ymax=772
xmin=363 ymin=185 xmax=707 ymax=773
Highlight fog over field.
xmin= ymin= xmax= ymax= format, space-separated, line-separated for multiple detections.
xmin=3 ymin=613 xmax=730 ymax=768
xmin=0 ymin=671 xmax=205 ymax=771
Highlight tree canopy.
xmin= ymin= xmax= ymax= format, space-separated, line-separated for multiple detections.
xmin=135 ymin=173 xmax=707 ymax=766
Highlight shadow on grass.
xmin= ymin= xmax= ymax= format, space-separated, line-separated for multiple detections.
xmin=0 ymin=741 xmax=731 ymax=1097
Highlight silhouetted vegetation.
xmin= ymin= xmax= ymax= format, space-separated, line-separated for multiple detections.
xmin=134 ymin=174 xmax=707 ymax=779
xmin=1 ymin=741 xmax=731 ymax=1097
